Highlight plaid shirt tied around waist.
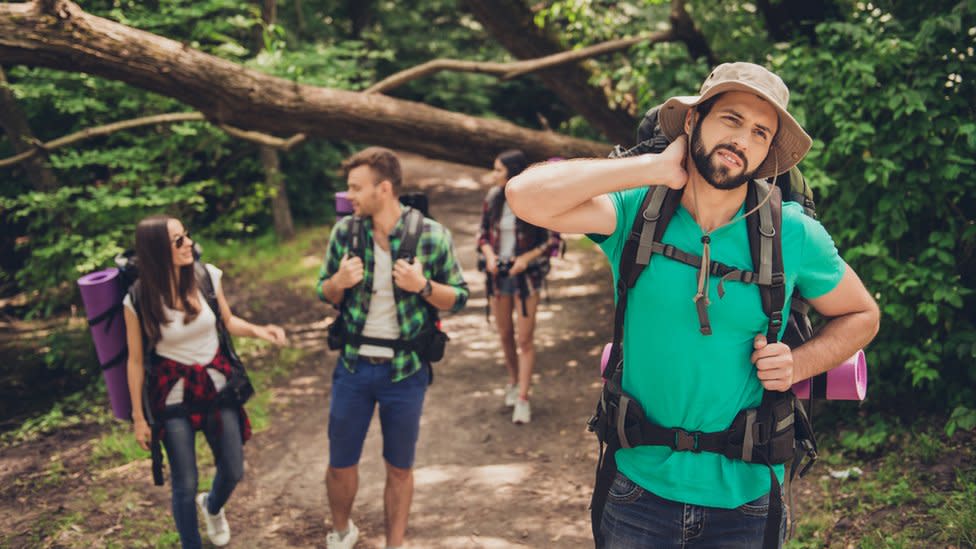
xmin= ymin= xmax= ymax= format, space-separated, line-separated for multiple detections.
xmin=316 ymin=206 xmax=469 ymax=382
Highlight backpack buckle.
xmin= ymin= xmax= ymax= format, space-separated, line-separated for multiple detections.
xmin=674 ymin=429 xmax=702 ymax=452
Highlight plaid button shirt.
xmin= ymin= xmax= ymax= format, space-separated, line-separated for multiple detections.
xmin=316 ymin=207 xmax=469 ymax=382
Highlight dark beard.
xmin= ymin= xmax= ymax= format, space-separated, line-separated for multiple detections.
xmin=690 ymin=120 xmax=757 ymax=191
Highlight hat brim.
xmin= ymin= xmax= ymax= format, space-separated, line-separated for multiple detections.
xmin=658 ymin=81 xmax=812 ymax=179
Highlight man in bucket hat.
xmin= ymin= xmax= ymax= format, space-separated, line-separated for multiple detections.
xmin=506 ymin=62 xmax=879 ymax=547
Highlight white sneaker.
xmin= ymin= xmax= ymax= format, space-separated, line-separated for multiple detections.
xmin=512 ymin=399 xmax=531 ymax=424
xmin=196 ymin=492 xmax=230 ymax=546
xmin=326 ymin=520 xmax=359 ymax=549
xmin=504 ymin=384 xmax=519 ymax=407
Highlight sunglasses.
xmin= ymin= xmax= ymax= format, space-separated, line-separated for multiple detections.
xmin=172 ymin=231 xmax=192 ymax=249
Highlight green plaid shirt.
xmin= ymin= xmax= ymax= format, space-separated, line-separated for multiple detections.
xmin=316 ymin=207 xmax=469 ymax=382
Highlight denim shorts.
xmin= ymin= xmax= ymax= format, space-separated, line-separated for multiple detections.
xmin=495 ymin=274 xmax=520 ymax=296
xmin=599 ymin=471 xmax=786 ymax=548
xmin=328 ymin=356 xmax=429 ymax=469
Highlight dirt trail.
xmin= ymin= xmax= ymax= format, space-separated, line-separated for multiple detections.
xmin=222 ymin=154 xmax=614 ymax=548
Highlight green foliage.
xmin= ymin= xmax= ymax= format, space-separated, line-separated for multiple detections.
xmin=946 ymin=405 xmax=976 ymax=437
xmin=932 ymin=469 xmax=976 ymax=547
xmin=837 ymin=414 xmax=896 ymax=456
xmin=772 ymin=1 xmax=976 ymax=415
xmin=1 ymin=180 xmax=211 ymax=315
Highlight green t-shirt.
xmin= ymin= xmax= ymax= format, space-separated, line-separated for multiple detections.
xmin=591 ymin=187 xmax=845 ymax=509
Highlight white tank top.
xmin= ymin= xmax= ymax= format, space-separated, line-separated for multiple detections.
xmin=498 ymin=202 xmax=517 ymax=260
xmin=123 ymin=263 xmax=226 ymax=404
xmin=359 ymin=243 xmax=399 ymax=359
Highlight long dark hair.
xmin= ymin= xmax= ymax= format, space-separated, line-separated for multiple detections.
xmin=489 ymin=149 xmax=529 ymax=221
xmin=134 ymin=215 xmax=199 ymax=347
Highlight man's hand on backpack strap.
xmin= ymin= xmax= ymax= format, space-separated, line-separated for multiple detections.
xmin=393 ymin=258 xmax=426 ymax=294
xmin=335 ymin=254 xmax=364 ymax=289
xmin=751 ymin=335 xmax=795 ymax=392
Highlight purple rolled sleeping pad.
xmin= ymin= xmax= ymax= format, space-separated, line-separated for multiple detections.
xmin=335 ymin=191 xmax=353 ymax=218
xmin=599 ymin=343 xmax=867 ymax=401
xmin=77 ymin=268 xmax=131 ymax=420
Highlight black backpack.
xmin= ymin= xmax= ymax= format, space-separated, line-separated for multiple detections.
xmin=326 ymin=206 xmax=449 ymax=382
xmin=587 ymin=106 xmax=821 ymax=549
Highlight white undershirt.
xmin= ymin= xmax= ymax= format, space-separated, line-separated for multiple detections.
xmin=123 ymin=263 xmax=226 ymax=404
xmin=498 ymin=202 xmax=517 ymax=260
xmin=359 ymin=243 xmax=399 ymax=359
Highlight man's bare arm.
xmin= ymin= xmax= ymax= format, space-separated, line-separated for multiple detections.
xmin=792 ymin=265 xmax=881 ymax=382
xmin=505 ymin=136 xmax=689 ymax=235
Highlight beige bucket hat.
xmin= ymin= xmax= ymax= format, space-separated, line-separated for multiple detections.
xmin=658 ymin=62 xmax=812 ymax=179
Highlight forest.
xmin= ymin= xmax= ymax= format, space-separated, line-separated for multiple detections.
xmin=0 ymin=1 xmax=974 ymax=547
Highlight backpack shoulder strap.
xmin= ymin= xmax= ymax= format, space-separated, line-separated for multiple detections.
xmin=396 ymin=207 xmax=425 ymax=261
xmin=606 ymin=186 xmax=682 ymax=384
xmin=348 ymin=216 xmax=366 ymax=258
xmin=194 ymin=262 xmax=222 ymax=321
xmin=745 ymin=180 xmax=785 ymax=343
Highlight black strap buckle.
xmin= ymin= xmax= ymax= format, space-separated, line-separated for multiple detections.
xmin=674 ymin=429 xmax=702 ymax=452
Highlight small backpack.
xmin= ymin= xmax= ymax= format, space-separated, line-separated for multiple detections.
xmin=588 ymin=105 xmax=822 ymax=549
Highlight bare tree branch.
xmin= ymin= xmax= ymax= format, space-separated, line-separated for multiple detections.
xmin=0 ymin=112 xmax=306 ymax=168
xmin=0 ymin=1 xmax=609 ymax=166
xmin=365 ymin=32 xmax=673 ymax=94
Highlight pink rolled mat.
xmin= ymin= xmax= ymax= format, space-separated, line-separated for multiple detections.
xmin=77 ymin=268 xmax=131 ymax=420
xmin=335 ymin=191 xmax=353 ymax=218
xmin=600 ymin=343 xmax=612 ymax=380
xmin=599 ymin=342 xmax=867 ymax=401
xmin=792 ymin=349 xmax=867 ymax=400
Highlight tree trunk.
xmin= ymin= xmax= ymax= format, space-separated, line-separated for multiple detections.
xmin=463 ymin=0 xmax=637 ymax=144
xmin=261 ymin=145 xmax=294 ymax=239
xmin=756 ymin=0 xmax=840 ymax=43
xmin=0 ymin=67 xmax=58 ymax=190
xmin=0 ymin=1 xmax=610 ymax=165
xmin=255 ymin=0 xmax=295 ymax=240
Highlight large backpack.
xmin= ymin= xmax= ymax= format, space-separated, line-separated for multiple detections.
xmin=326 ymin=206 xmax=449 ymax=383
xmin=587 ymin=106 xmax=821 ymax=548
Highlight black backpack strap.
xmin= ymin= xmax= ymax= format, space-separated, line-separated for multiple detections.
xmin=396 ymin=207 xmax=425 ymax=261
xmin=606 ymin=186 xmax=681 ymax=382
xmin=351 ymin=216 xmax=364 ymax=257
xmin=194 ymin=262 xmax=221 ymax=321
xmin=746 ymin=180 xmax=785 ymax=344
xmin=590 ymin=186 xmax=681 ymax=546
xmin=745 ymin=181 xmax=791 ymax=549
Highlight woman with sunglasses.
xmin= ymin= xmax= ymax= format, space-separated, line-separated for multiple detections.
xmin=478 ymin=149 xmax=554 ymax=424
xmin=122 ymin=215 xmax=286 ymax=548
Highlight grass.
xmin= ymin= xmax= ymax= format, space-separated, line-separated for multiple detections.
xmin=196 ymin=224 xmax=332 ymax=289
xmin=785 ymin=417 xmax=976 ymax=548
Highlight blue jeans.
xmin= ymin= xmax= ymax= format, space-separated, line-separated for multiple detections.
xmin=328 ymin=356 xmax=429 ymax=469
xmin=163 ymin=407 xmax=245 ymax=549
xmin=600 ymin=471 xmax=786 ymax=549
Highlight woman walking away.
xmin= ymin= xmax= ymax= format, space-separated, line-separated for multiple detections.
xmin=122 ymin=215 xmax=286 ymax=548
xmin=478 ymin=150 xmax=554 ymax=424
